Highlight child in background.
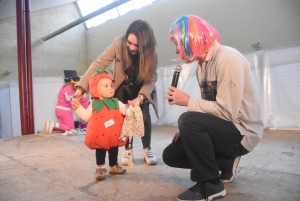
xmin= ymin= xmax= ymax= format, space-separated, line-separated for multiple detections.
xmin=44 ymin=76 xmax=89 ymax=134
xmin=72 ymin=69 xmax=128 ymax=180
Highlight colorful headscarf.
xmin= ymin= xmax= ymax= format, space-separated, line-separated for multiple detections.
xmin=169 ymin=15 xmax=221 ymax=61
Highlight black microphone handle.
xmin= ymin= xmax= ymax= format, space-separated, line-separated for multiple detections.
xmin=171 ymin=71 xmax=180 ymax=87
xmin=169 ymin=71 xmax=181 ymax=102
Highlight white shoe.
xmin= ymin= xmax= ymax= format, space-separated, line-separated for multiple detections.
xmin=144 ymin=148 xmax=157 ymax=165
xmin=44 ymin=121 xmax=55 ymax=134
xmin=62 ymin=131 xmax=69 ymax=136
xmin=68 ymin=129 xmax=78 ymax=135
xmin=121 ymin=149 xmax=134 ymax=165
xmin=77 ymin=129 xmax=86 ymax=135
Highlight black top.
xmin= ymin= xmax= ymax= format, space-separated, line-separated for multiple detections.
xmin=114 ymin=53 xmax=143 ymax=103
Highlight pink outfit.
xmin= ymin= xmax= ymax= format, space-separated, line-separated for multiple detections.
xmin=55 ymin=84 xmax=89 ymax=131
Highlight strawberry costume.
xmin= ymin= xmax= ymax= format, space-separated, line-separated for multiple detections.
xmin=83 ymin=98 xmax=126 ymax=150
xmin=75 ymin=69 xmax=127 ymax=180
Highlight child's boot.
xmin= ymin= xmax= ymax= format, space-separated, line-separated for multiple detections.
xmin=95 ymin=167 xmax=107 ymax=180
xmin=109 ymin=163 xmax=126 ymax=174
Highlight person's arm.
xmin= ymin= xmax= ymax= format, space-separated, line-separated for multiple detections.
xmin=74 ymin=37 xmax=120 ymax=97
xmin=79 ymin=93 xmax=89 ymax=109
xmin=75 ymin=102 xmax=93 ymax=122
xmin=118 ymin=100 xmax=127 ymax=115
xmin=187 ymin=51 xmax=246 ymax=122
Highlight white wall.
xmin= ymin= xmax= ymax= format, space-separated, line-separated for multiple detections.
xmin=0 ymin=2 xmax=88 ymax=82
xmin=1 ymin=45 xmax=298 ymax=138
xmin=86 ymin=0 xmax=300 ymax=67
xmin=1 ymin=0 xmax=300 ymax=136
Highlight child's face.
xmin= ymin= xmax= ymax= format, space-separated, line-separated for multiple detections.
xmin=97 ymin=78 xmax=114 ymax=99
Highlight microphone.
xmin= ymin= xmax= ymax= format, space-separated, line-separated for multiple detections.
xmin=169 ymin=64 xmax=182 ymax=102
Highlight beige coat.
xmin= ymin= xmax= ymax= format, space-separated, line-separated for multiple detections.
xmin=78 ymin=35 xmax=158 ymax=118
xmin=188 ymin=42 xmax=263 ymax=151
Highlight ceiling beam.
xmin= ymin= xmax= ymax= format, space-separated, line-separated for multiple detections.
xmin=41 ymin=0 xmax=131 ymax=41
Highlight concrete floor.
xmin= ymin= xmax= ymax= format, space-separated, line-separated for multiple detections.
xmin=0 ymin=126 xmax=299 ymax=201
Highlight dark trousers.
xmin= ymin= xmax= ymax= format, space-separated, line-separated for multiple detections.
xmin=125 ymin=102 xmax=151 ymax=149
xmin=162 ymin=112 xmax=248 ymax=182
xmin=96 ymin=146 xmax=119 ymax=167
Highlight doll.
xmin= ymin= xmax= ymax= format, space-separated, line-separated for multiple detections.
xmin=73 ymin=69 xmax=127 ymax=181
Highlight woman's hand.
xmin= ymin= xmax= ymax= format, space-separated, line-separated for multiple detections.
xmin=73 ymin=89 xmax=83 ymax=99
xmin=127 ymin=96 xmax=142 ymax=106
xmin=72 ymin=97 xmax=81 ymax=110
xmin=172 ymin=131 xmax=181 ymax=142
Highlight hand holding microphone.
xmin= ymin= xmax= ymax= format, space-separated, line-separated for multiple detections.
xmin=168 ymin=64 xmax=182 ymax=102
xmin=167 ymin=65 xmax=190 ymax=106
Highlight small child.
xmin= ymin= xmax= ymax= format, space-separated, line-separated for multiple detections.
xmin=44 ymin=76 xmax=89 ymax=134
xmin=72 ymin=69 xmax=128 ymax=180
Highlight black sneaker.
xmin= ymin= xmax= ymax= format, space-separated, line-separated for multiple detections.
xmin=220 ymin=156 xmax=241 ymax=183
xmin=177 ymin=181 xmax=226 ymax=201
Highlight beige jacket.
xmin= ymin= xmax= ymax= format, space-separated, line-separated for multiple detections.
xmin=188 ymin=42 xmax=264 ymax=151
xmin=78 ymin=35 xmax=158 ymax=118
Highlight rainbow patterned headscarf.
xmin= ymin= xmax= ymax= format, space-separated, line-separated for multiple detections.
xmin=169 ymin=15 xmax=221 ymax=61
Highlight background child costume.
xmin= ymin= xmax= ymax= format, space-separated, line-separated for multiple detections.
xmin=44 ymin=77 xmax=89 ymax=134
xmin=56 ymin=84 xmax=89 ymax=131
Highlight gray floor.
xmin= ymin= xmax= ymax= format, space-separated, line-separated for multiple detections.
xmin=0 ymin=126 xmax=299 ymax=201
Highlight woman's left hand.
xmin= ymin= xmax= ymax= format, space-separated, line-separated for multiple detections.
xmin=72 ymin=97 xmax=81 ymax=110
xmin=128 ymin=97 xmax=141 ymax=106
xmin=73 ymin=89 xmax=83 ymax=99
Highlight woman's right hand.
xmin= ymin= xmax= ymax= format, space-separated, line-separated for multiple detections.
xmin=73 ymin=89 xmax=83 ymax=99
xmin=172 ymin=131 xmax=181 ymax=142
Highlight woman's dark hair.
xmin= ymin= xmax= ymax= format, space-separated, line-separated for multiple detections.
xmin=122 ymin=20 xmax=157 ymax=83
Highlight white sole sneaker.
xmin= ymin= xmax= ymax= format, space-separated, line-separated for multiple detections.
xmin=121 ymin=149 xmax=134 ymax=166
xmin=144 ymin=148 xmax=157 ymax=165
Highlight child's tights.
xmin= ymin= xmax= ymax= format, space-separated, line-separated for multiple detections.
xmin=96 ymin=146 xmax=118 ymax=166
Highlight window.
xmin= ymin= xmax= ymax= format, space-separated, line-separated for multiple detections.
xmin=77 ymin=0 xmax=159 ymax=29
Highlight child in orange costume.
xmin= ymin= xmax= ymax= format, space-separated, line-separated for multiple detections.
xmin=73 ymin=69 xmax=128 ymax=180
